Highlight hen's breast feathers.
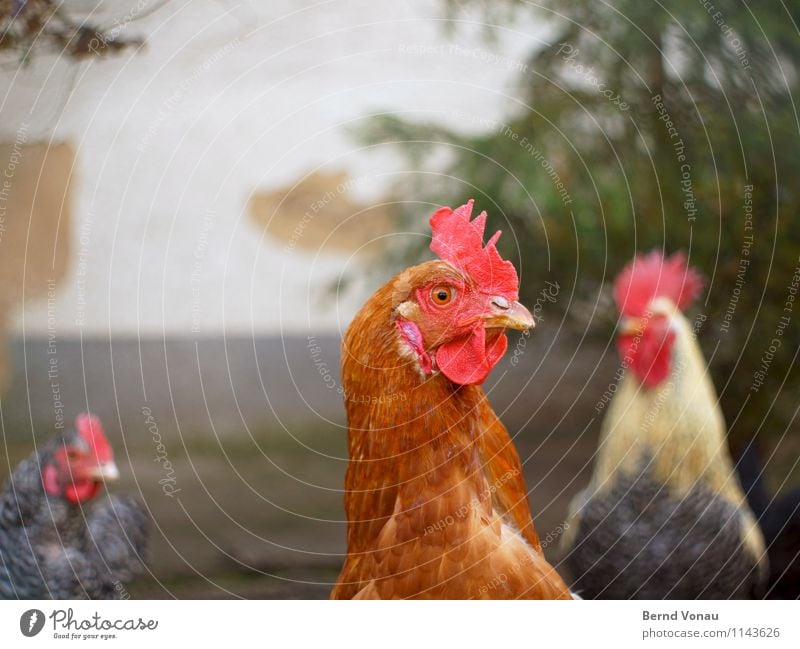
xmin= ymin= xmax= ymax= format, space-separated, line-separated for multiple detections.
xmin=335 ymin=382 xmax=571 ymax=599
xmin=476 ymin=401 xmax=542 ymax=553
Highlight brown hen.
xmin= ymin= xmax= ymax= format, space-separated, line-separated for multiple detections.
xmin=331 ymin=200 xmax=573 ymax=600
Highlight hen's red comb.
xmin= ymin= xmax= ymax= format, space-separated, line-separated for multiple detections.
xmin=614 ymin=250 xmax=703 ymax=316
xmin=430 ymin=200 xmax=519 ymax=298
xmin=75 ymin=412 xmax=113 ymax=463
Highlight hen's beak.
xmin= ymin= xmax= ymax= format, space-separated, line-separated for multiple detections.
xmin=87 ymin=461 xmax=120 ymax=482
xmin=618 ymin=317 xmax=645 ymax=337
xmin=483 ymin=297 xmax=535 ymax=331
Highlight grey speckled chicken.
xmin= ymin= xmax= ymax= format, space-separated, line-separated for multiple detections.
xmin=561 ymin=252 xmax=767 ymax=599
xmin=0 ymin=414 xmax=148 ymax=599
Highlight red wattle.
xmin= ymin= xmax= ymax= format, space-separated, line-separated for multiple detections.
xmin=436 ymin=326 xmax=508 ymax=386
xmin=63 ymin=479 xmax=102 ymax=504
xmin=617 ymin=324 xmax=675 ymax=388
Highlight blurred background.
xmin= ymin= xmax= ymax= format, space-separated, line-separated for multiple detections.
xmin=0 ymin=0 xmax=798 ymax=598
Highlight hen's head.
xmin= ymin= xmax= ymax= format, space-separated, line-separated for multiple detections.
xmin=392 ymin=200 xmax=533 ymax=386
xmin=42 ymin=413 xmax=119 ymax=504
xmin=613 ymin=250 xmax=703 ymax=387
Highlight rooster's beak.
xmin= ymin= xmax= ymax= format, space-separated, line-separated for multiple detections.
xmin=87 ymin=461 xmax=120 ymax=482
xmin=483 ymin=297 xmax=535 ymax=331
xmin=618 ymin=317 xmax=645 ymax=337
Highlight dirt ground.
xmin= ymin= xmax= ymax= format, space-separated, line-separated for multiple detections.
xmin=128 ymin=427 xmax=597 ymax=599
xmin=1 ymin=411 xmax=598 ymax=599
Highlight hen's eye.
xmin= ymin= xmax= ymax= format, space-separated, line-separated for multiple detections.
xmin=431 ymin=285 xmax=454 ymax=305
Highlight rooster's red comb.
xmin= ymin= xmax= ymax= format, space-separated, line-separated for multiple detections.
xmin=75 ymin=412 xmax=113 ymax=463
xmin=430 ymin=200 xmax=519 ymax=298
xmin=614 ymin=250 xmax=703 ymax=316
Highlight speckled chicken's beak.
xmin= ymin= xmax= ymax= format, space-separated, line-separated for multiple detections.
xmin=483 ymin=297 xmax=535 ymax=331
xmin=88 ymin=461 xmax=120 ymax=482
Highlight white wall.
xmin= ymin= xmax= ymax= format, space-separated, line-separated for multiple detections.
xmin=1 ymin=0 xmax=545 ymax=336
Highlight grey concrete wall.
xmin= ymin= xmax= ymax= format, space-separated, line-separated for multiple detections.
xmin=1 ymin=334 xmax=346 ymax=443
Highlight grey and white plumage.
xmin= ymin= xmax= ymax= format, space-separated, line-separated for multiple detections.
xmin=0 ymin=428 xmax=148 ymax=599
xmin=565 ymin=466 xmax=764 ymax=599
xmin=561 ymin=300 xmax=767 ymax=599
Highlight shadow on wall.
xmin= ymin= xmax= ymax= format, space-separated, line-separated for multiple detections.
xmin=0 ymin=138 xmax=75 ymax=393
xmin=247 ymin=169 xmax=395 ymax=258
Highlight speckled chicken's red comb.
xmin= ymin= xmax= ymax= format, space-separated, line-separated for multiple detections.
xmin=430 ymin=199 xmax=519 ymax=298
xmin=614 ymin=250 xmax=703 ymax=316
xmin=75 ymin=413 xmax=113 ymax=463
